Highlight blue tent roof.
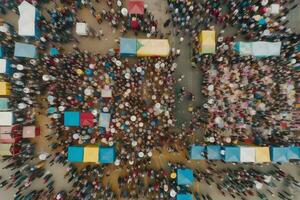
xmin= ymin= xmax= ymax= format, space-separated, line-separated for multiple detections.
xmin=50 ymin=48 xmax=59 ymax=56
xmin=0 ymin=46 xmax=3 ymax=58
xmin=68 ymin=146 xmax=84 ymax=162
xmin=120 ymin=38 xmax=137 ymax=56
xmin=207 ymin=145 xmax=222 ymax=160
xmin=177 ymin=193 xmax=193 ymax=200
xmin=99 ymin=147 xmax=116 ymax=164
xmin=14 ymin=42 xmax=37 ymax=58
xmin=0 ymin=98 xmax=9 ymax=110
xmin=177 ymin=168 xmax=193 ymax=185
xmin=224 ymin=146 xmax=240 ymax=162
xmin=287 ymin=146 xmax=300 ymax=160
xmin=270 ymin=147 xmax=289 ymax=163
xmin=190 ymin=145 xmax=205 ymax=160
xmin=64 ymin=111 xmax=80 ymax=126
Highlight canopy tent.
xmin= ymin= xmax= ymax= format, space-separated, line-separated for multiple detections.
xmin=14 ymin=42 xmax=37 ymax=58
xmin=64 ymin=111 xmax=80 ymax=126
xmin=22 ymin=126 xmax=40 ymax=138
xmin=83 ymin=146 xmax=99 ymax=163
xmin=224 ymin=146 xmax=240 ymax=162
xmin=234 ymin=41 xmax=281 ymax=57
xmin=80 ymin=112 xmax=95 ymax=127
xmin=0 ymin=82 xmax=11 ymax=96
xmin=99 ymin=112 xmax=111 ymax=130
xmin=0 ymin=98 xmax=9 ymax=110
xmin=76 ymin=23 xmax=88 ymax=36
xmin=101 ymin=86 xmax=113 ymax=98
xmin=287 ymin=146 xmax=300 ymax=160
xmin=120 ymin=38 xmax=137 ymax=56
xmin=0 ymin=133 xmax=17 ymax=144
xmin=0 ymin=144 xmax=12 ymax=156
xmin=240 ymin=147 xmax=256 ymax=162
xmin=0 ymin=45 xmax=3 ymax=58
xmin=190 ymin=145 xmax=205 ymax=160
xmin=18 ymin=1 xmax=40 ymax=37
xmin=128 ymin=0 xmax=144 ymax=15
xmin=50 ymin=48 xmax=59 ymax=56
xmin=99 ymin=147 xmax=116 ymax=164
xmin=199 ymin=30 xmax=216 ymax=54
xmin=177 ymin=193 xmax=193 ymax=200
xmin=270 ymin=4 xmax=280 ymax=15
xmin=255 ymin=147 xmax=271 ymax=163
xmin=207 ymin=145 xmax=222 ymax=160
xmin=137 ymin=39 xmax=170 ymax=57
xmin=177 ymin=168 xmax=194 ymax=185
xmin=68 ymin=146 xmax=84 ymax=162
xmin=270 ymin=147 xmax=289 ymax=163
xmin=0 ymin=112 xmax=13 ymax=126
xmin=0 ymin=59 xmax=12 ymax=75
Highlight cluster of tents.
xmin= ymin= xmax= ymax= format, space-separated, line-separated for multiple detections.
xmin=120 ymin=38 xmax=170 ymax=57
xmin=68 ymin=145 xmax=116 ymax=164
xmin=190 ymin=145 xmax=300 ymax=163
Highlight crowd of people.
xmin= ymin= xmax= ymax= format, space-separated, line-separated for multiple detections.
xmin=0 ymin=0 xmax=299 ymax=200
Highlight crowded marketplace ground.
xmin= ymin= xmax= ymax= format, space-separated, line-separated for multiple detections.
xmin=0 ymin=0 xmax=300 ymax=200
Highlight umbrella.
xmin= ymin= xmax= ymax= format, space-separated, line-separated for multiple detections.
xmin=121 ymin=8 xmax=128 ymax=16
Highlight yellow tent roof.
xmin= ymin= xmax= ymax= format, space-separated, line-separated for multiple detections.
xmin=199 ymin=30 xmax=216 ymax=54
xmin=255 ymin=147 xmax=270 ymax=163
xmin=0 ymin=144 xmax=12 ymax=156
xmin=83 ymin=146 xmax=99 ymax=163
xmin=0 ymin=82 xmax=11 ymax=96
xmin=137 ymin=39 xmax=170 ymax=57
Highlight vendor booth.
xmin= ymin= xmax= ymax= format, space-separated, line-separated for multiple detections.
xmin=64 ymin=111 xmax=80 ymax=127
xmin=83 ymin=145 xmax=99 ymax=163
xmin=240 ymin=147 xmax=256 ymax=162
xmin=0 ymin=59 xmax=12 ymax=75
xmin=0 ymin=144 xmax=12 ymax=156
xmin=223 ymin=146 xmax=240 ymax=162
xmin=199 ymin=30 xmax=216 ymax=54
xmin=128 ymin=0 xmax=144 ymax=15
xmin=68 ymin=146 xmax=84 ymax=162
xmin=18 ymin=1 xmax=40 ymax=37
xmin=234 ymin=41 xmax=281 ymax=57
xmin=120 ymin=38 xmax=137 ymax=56
xmin=190 ymin=145 xmax=205 ymax=160
xmin=270 ymin=146 xmax=289 ymax=163
xmin=99 ymin=147 xmax=116 ymax=164
xmin=0 ymin=98 xmax=9 ymax=110
xmin=177 ymin=193 xmax=193 ymax=200
xmin=0 ymin=82 xmax=11 ymax=96
xmin=22 ymin=126 xmax=41 ymax=138
xmin=76 ymin=22 xmax=88 ymax=36
xmin=0 ymin=111 xmax=14 ymax=126
xmin=80 ymin=112 xmax=95 ymax=127
xmin=14 ymin=42 xmax=37 ymax=58
xmin=255 ymin=147 xmax=271 ymax=163
xmin=136 ymin=39 xmax=170 ymax=57
xmin=287 ymin=146 xmax=300 ymax=160
xmin=177 ymin=168 xmax=194 ymax=185
xmin=207 ymin=145 xmax=221 ymax=160
xmin=99 ymin=112 xmax=111 ymax=130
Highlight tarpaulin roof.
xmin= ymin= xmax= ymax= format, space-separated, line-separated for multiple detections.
xmin=128 ymin=0 xmax=144 ymax=15
xmin=99 ymin=147 xmax=116 ymax=164
xmin=80 ymin=112 xmax=95 ymax=127
xmin=224 ymin=146 xmax=240 ymax=162
xmin=83 ymin=146 xmax=99 ymax=163
xmin=255 ymin=147 xmax=271 ymax=163
xmin=0 ymin=82 xmax=11 ymax=96
xmin=0 ymin=144 xmax=12 ymax=156
xmin=287 ymin=146 xmax=300 ymax=160
xmin=76 ymin=23 xmax=88 ymax=36
xmin=199 ymin=30 xmax=216 ymax=54
xmin=177 ymin=193 xmax=193 ymax=200
xmin=207 ymin=145 xmax=222 ymax=160
xmin=137 ymin=39 xmax=170 ymax=57
xmin=99 ymin=112 xmax=111 ymax=129
xmin=0 ymin=111 xmax=13 ymax=126
xmin=240 ymin=147 xmax=256 ymax=162
xmin=101 ymin=86 xmax=112 ymax=97
xmin=22 ymin=126 xmax=39 ymax=138
xmin=190 ymin=145 xmax=205 ymax=160
xmin=14 ymin=42 xmax=37 ymax=58
xmin=0 ymin=59 xmax=12 ymax=75
xmin=177 ymin=168 xmax=194 ymax=185
xmin=18 ymin=1 xmax=38 ymax=37
xmin=68 ymin=146 xmax=84 ymax=162
xmin=270 ymin=147 xmax=289 ymax=163
xmin=120 ymin=38 xmax=137 ymax=56
xmin=0 ymin=98 xmax=9 ymax=110
xmin=0 ymin=133 xmax=15 ymax=144
xmin=64 ymin=111 xmax=80 ymax=126
xmin=234 ymin=41 xmax=281 ymax=57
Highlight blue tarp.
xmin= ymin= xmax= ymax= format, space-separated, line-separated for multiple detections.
xmin=64 ymin=111 xmax=80 ymax=126
xmin=14 ymin=42 xmax=37 ymax=58
xmin=120 ymin=38 xmax=137 ymax=56
xmin=177 ymin=193 xmax=193 ymax=200
xmin=287 ymin=146 xmax=300 ymax=160
xmin=50 ymin=48 xmax=59 ymax=56
xmin=224 ymin=146 xmax=240 ymax=162
xmin=177 ymin=168 xmax=194 ymax=185
xmin=190 ymin=145 xmax=205 ymax=160
xmin=68 ymin=146 xmax=84 ymax=162
xmin=207 ymin=145 xmax=222 ymax=160
xmin=270 ymin=147 xmax=289 ymax=163
xmin=0 ymin=98 xmax=9 ymax=110
xmin=99 ymin=147 xmax=116 ymax=164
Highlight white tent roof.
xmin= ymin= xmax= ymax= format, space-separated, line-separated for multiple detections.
xmin=240 ymin=147 xmax=256 ymax=162
xmin=76 ymin=23 xmax=88 ymax=36
xmin=0 ymin=112 xmax=13 ymax=126
xmin=18 ymin=1 xmax=37 ymax=36
xmin=0 ymin=59 xmax=7 ymax=73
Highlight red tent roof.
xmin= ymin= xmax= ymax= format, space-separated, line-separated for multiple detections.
xmin=80 ymin=112 xmax=95 ymax=127
xmin=128 ymin=0 xmax=144 ymax=15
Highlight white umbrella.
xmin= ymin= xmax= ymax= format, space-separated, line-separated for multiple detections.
xmin=58 ymin=106 xmax=65 ymax=112
xmin=138 ymin=122 xmax=144 ymax=127
xmin=155 ymin=103 xmax=161 ymax=109
xmin=73 ymin=133 xmax=80 ymax=140
xmin=84 ymin=87 xmax=94 ymax=96
xmin=255 ymin=181 xmax=263 ymax=189
xmin=23 ymin=88 xmax=30 ymax=93
xmin=121 ymin=8 xmax=128 ymax=16
xmin=129 ymin=160 xmax=134 ymax=165
xmin=130 ymin=115 xmax=137 ymax=122
xmin=116 ymin=60 xmax=122 ymax=66
xmin=115 ymin=159 xmax=120 ymax=166
xmin=42 ymin=75 xmax=50 ymax=81
xmin=16 ymin=64 xmax=24 ymax=71
xmin=18 ymin=103 xmax=27 ymax=109
xmin=138 ymin=152 xmax=144 ymax=158
xmin=136 ymin=67 xmax=142 ymax=73
xmin=147 ymin=151 xmax=153 ymax=157
xmin=125 ymin=73 xmax=130 ymax=79
xmin=132 ymin=140 xmax=137 ymax=147
xmin=170 ymin=189 xmax=176 ymax=197
xmin=39 ymin=153 xmax=48 ymax=161
xmin=208 ymin=84 xmax=214 ymax=91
